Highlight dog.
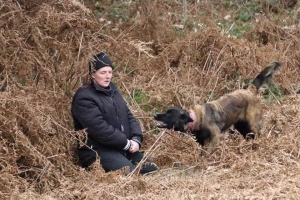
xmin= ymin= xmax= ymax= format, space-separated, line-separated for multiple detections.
xmin=154 ymin=61 xmax=282 ymax=148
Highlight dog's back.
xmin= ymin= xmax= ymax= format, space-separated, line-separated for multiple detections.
xmin=207 ymin=89 xmax=256 ymax=131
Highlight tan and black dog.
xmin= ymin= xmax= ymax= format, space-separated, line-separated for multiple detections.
xmin=154 ymin=61 xmax=282 ymax=148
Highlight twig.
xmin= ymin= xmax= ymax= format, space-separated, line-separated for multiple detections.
xmin=207 ymin=76 xmax=220 ymax=102
xmin=268 ymin=87 xmax=282 ymax=105
xmin=164 ymin=130 xmax=195 ymax=147
xmin=76 ymin=32 xmax=84 ymax=62
xmin=267 ymin=125 xmax=276 ymax=138
xmin=34 ymin=161 xmax=51 ymax=182
xmin=127 ymin=130 xmax=167 ymax=177
xmin=182 ymin=0 xmax=187 ymax=22
xmin=121 ymin=81 xmax=138 ymax=107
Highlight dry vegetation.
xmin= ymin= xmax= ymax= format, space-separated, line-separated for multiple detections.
xmin=1 ymin=0 xmax=300 ymax=199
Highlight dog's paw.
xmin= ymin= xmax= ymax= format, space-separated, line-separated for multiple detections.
xmin=245 ymin=132 xmax=255 ymax=140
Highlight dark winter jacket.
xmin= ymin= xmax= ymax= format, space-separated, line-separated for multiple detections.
xmin=71 ymin=81 xmax=143 ymax=151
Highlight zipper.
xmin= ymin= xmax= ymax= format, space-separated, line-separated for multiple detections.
xmin=109 ymin=94 xmax=124 ymax=133
xmin=94 ymin=82 xmax=124 ymax=133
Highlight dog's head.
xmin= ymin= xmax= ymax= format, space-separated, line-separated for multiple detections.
xmin=154 ymin=108 xmax=193 ymax=132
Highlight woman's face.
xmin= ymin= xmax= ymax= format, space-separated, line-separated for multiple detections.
xmin=92 ymin=66 xmax=113 ymax=88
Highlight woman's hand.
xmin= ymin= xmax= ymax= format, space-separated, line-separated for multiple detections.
xmin=129 ymin=140 xmax=139 ymax=153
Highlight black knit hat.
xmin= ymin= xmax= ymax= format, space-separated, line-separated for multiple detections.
xmin=89 ymin=52 xmax=113 ymax=74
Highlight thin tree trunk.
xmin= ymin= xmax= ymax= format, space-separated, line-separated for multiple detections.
xmin=183 ymin=0 xmax=187 ymax=22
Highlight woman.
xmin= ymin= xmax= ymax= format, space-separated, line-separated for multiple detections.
xmin=71 ymin=52 xmax=157 ymax=174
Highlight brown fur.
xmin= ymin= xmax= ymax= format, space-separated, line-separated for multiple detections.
xmin=154 ymin=61 xmax=282 ymax=149
xmin=193 ymin=87 xmax=262 ymax=148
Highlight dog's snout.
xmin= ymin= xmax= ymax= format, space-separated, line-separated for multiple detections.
xmin=154 ymin=113 xmax=162 ymax=120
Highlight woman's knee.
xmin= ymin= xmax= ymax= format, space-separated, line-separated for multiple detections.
xmin=99 ymin=151 xmax=135 ymax=172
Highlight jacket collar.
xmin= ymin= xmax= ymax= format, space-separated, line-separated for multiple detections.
xmin=92 ymin=81 xmax=117 ymax=95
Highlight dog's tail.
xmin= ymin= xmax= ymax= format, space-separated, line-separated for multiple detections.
xmin=248 ymin=61 xmax=282 ymax=93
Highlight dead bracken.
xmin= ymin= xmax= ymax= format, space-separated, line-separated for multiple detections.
xmin=0 ymin=0 xmax=300 ymax=199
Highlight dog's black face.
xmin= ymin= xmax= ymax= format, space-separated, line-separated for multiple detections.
xmin=154 ymin=108 xmax=193 ymax=132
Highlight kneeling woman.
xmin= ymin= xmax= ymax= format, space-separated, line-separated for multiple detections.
xmin=71 ymin=52 xmax=157 ymax=174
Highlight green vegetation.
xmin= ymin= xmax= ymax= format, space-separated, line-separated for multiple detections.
xmin=94 ymin=0 xmax=130 ymax=20
xmin=262 ymin=83 xmax=284 ymax=103
xmin=132 ymin=89 xmax=148 ymax=104
xmin=297 ymin=84 xmax=300 ymax=94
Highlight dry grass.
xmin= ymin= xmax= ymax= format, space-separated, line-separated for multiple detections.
xmin=1 ymin=0 xmax=300 ymax=199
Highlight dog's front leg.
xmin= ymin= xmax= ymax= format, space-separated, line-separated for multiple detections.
xmin=205 ymin=125 xmax=222 ymax=154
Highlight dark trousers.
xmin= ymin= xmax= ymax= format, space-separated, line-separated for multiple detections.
xmin=78 ymin=148 xmax=157 ymax=175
